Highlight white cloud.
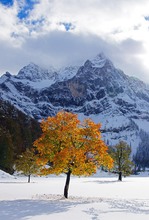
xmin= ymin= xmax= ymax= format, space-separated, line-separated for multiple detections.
xmin=0 ymin=0 xmax=149 ymax=83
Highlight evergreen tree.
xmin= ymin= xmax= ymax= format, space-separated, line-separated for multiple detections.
xmin=0 ymin=128 xmax=14 ymax=174
xmin=133 ymin=130 xmax=149 ymax=170
xmin=109 ymin=141 xmax=133 ymax=181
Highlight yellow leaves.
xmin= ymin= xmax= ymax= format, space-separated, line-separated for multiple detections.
xmin=34 ymin=110 xmax=113 ymax=176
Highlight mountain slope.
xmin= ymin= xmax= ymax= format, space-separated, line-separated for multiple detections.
xmin=1 ymin=53 xmax=149 ymax=152
xmin=0 ymin=99 xmax=41 ymax=173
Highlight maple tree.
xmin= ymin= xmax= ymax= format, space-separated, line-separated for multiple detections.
xmin=15 ymin=148 xmax=40 ymax=183
xmin=34 ymin=111 xmax=113 ymax=198
xmin=109 ymin=141 xmax=133 ymax=181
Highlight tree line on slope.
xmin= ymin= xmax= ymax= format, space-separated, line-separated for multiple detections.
xmin=133 ymin=130 xmax=149 ymax=171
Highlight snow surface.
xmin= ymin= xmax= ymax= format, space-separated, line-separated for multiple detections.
xmin=78 ymin=112 xmax=140 ymax=154
xmin=0 ymin=170 xmax=149 ymax=220
xmin=57 ymin=66 xmax=79 ymax=81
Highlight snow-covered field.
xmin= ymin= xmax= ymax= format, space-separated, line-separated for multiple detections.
xmin=0 ymin=170 xmax=149 ymax=220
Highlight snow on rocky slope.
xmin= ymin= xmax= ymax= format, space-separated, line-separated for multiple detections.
xmin=1 ymin=53 xmax=149 ymax=152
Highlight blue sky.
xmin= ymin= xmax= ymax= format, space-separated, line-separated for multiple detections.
xmin=0 ymin=0 xmax=38 ymax=19
xmin=0 ymin=0 xmax=13 ymax=6
xmin=18 ymin=1 xmax=35 ymax=19
xmin=0 ymin=0 xmax=149 ymax=83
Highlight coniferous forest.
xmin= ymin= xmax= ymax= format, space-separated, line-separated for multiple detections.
xmin=0 ymin=99 xmax=41 ymax=174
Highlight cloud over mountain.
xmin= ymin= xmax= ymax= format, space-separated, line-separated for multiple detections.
xmin=0 ymin=0 xmax=149 ymax=82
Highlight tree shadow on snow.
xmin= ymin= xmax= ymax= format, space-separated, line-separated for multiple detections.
xmin=85 ymin=179 xmax=118 ymax=184
xmin=0 ymin=199 xmax=74 ymax=220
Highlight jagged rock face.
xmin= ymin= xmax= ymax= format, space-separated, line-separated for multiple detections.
xmin=17 ymin=63 xmax=57 ymax=82
xmin=1 ymin=53 xmax=149 ymax=151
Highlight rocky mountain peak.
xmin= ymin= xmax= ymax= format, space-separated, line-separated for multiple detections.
xmin=89 ymin=52 xmax=114 ymax=69
xmin=5 ymin=72 xmax=12 ymax=77
xmin=16 ymin=62 xmax=55 ymax=82
xmin=76 ymin=53 xmax=120 ymax=85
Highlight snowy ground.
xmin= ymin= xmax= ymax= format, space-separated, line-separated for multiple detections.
xmin=0 ymin=170 xmax=149 ymax=220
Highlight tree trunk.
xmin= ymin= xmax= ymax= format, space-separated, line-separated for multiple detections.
xmin=118 ymin=171 xmax=122 ymax=181
xmin=64 ymin=169 xmax=71 ymax=198
xmin=28 ymin=174 xmax=31 ymax=183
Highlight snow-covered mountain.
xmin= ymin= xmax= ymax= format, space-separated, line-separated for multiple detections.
xmin=1 ymin=53 xmax=149 ymax=152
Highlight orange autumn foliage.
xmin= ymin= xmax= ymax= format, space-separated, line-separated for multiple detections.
xmin=34 ymin=111 xmax=113 ymax=176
